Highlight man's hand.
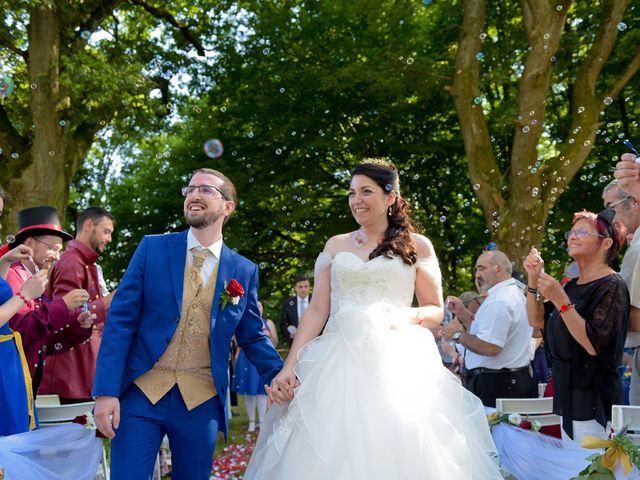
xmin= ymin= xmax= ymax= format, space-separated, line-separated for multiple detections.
xmin=94 ymin=396 xmax=120 ymax=439
xmin=266 ymin=367 xmax=299 ymax=407
xmin=441 ymin=318 xmax=464 ymax=340
xmin=77 ymin=310 xmax=96 ymax=329
xmin=615 ymin=153 xmax=640 ymax=198
xmin=445 ymin=296 xmax=464 ymax=317
xmin=63 ymin=289 xmax=90 ymax=309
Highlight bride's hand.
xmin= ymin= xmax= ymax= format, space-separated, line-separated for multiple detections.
xmin=266 ymin=367 xmax=299 ymax=407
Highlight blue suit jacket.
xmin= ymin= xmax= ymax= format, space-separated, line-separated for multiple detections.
xmin=93 ymin=230 xmax=283 ymax=435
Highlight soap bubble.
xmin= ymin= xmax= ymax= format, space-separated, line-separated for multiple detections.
xmin=203 ymin=139 xmax=224 ymax=159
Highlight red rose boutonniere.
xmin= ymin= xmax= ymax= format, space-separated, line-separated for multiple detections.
xmin=221 ymin=279 xmax=245 ymax=310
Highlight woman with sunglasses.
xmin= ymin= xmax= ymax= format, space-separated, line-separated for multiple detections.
xmin=524 ymin=209 xmax=629 ymax=445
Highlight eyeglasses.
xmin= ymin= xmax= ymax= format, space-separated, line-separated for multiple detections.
xmin=181 ymin=185 xmax=229 ymax=200
xmin=34 ymin=237 xmax=63 ymax=254
xmin=605 ymin=197 xmax=633 ymax=209
xmin=564 ymin=228 xmax=605 ymax=240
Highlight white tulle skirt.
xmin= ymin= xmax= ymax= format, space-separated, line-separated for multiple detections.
xmin=245 ymin=302 xmax=503 ymax=479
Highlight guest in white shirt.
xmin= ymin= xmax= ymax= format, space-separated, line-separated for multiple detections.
xmin=443 ymin=250 xmax=533 ymax=407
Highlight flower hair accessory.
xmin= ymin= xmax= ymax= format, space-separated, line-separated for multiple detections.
xmin=221 ymin=279 xmax=245 ymax=310
xmin=363 ymin=157 xmax=393 ymax=167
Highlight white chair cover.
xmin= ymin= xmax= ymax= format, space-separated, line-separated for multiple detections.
xmin=0 ymin=424 xmax=102 ymax=480
xmin=493 ymin=423 xmax=640 ymax=480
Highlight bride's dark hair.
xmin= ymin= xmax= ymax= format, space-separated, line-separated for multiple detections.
xmin=351 ymin=159 xmax=417 ymax=266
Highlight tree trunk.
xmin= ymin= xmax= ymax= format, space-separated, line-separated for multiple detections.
xmin=5 ymin=4 xmax=67 ymax=233
xmin=450 ymin=0 xmax=639 ymax=271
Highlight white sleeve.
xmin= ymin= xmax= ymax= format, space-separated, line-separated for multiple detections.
xmin=314 ymin=251 xmax=333 ymax=279
xmin=415 ymin=256 xmax=442 ymax=290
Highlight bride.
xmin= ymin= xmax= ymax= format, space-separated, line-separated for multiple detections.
xmin=245 ymin=160 xmax=502 ymax=479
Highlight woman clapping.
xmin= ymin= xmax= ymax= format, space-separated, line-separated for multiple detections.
xmin=524 ymin=209 xmax=629 ymax=445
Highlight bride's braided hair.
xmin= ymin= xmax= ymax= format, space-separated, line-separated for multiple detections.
xmin=351 ymin=160 xmax=418 ymax=266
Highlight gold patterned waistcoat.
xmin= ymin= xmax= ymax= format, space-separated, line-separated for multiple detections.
xmin=135 ymin=257 xmax=219 ymax=410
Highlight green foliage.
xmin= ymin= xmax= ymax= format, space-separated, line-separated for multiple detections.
xmin=60 ymin=0 xmax=640 ymax=316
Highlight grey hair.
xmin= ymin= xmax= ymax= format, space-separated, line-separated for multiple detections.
xmin=603 ymin=180 xmax=634 ymax=202
xmin=487 ymin=250 xmax=513 ymax=275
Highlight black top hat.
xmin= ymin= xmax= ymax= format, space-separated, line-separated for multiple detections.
xmin=11 ymin=207 xmax=73 ymax=246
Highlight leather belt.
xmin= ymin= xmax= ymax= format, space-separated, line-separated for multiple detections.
xmin=466 ymin=365 xmax=531 ymax=376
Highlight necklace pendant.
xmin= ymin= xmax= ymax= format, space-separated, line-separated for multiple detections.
xmin=353 ymin=229 xmax=368 ymax=247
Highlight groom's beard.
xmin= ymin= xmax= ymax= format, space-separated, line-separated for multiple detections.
xmin=184 ymin=207 xmax=222 ymax=229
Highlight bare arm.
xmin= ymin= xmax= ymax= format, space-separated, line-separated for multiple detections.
xmin=267 ymin=245 xmax=333 ymax=406
xmin=523 ymin=247 xmax=545 ymax=329
xmin=0 ymin=271 xmax=48 ymax=328
xmin=281 ymin=259 xmax=331 ymax=371
xmin=411 ymin=234 xmax=444 ymax=329
xmin=457 ymin=331 xmax=502 ymax=356
xmin=629 ymin=306 xmax=640 ymax=332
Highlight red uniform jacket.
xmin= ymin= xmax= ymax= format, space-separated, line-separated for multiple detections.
xmin=39 ymin=240 xmax=108 ymax=398
xmin=7 ymin=262 xmax=91 ymax=377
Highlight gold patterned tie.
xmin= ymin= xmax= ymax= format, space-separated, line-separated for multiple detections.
xmin=190 ymin=247 xmax=210 ymax=292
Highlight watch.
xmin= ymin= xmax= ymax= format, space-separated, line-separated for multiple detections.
xmin=452 ymin=331 xmax=462 ymax=343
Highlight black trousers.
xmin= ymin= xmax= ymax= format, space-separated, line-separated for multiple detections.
xmin=465 ymin=367 xmax=532 ymax=407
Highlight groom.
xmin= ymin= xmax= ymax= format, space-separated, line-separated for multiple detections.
xmin=93 ymin=168 xmax=283 ymax=479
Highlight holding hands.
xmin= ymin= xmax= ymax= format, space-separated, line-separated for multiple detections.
xmin=77 ymin=310 xmax=96 ymax=329
xmin=265 ymin=367 xmax=300 ymax=407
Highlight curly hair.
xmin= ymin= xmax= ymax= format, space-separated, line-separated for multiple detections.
xmin=351 ymin=160 xmax=417 ymax=266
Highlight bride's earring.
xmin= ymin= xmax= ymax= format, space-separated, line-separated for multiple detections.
xmin=388 ymin=206 xmax=393 ymax=216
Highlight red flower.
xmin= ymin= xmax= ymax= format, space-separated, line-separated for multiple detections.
xmin=227 ymin=279 xmax=244 ymax=297
xmin=72 ymin=415 xmax=88 ymax=426
xmin=520 ymin=420 xmax=532 ymax=430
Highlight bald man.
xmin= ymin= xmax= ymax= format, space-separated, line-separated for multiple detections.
xmin=444 ymin=250 xmax=533 ymax=407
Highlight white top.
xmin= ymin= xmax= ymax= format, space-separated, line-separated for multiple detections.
xmin=187 ymin=229 xmax=223 ymax=286
xmin=465 ymin=278 xmax=533 ymax=370
xmin=620 ymin=227 xmax=640 ymax=347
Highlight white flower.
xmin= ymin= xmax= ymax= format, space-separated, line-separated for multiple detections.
xmin=508 ymin=413 xmax=522 ymax=425
xmin=231 ymin=296 xmax=240 ymax=305
xmin=532 ymin=420 xmax=542 ymax=432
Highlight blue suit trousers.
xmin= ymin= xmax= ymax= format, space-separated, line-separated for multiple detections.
xmin=110 ymin=384 xmax=223 ymax=480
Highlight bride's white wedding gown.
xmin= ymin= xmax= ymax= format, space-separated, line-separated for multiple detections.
xmin=245 ymin=252 xmax=502 ymax=479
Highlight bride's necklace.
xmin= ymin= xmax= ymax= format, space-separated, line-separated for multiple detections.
xmin=353 ymin=229 xmax=368 ymax=248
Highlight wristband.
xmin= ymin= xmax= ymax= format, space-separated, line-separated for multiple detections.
xmin=527 ymin=286 xmax=541 ymax=302
xmin=16 ymin=292 xmax=29 ymax=306
xmin=559 ymin=303 xmax=575 ymax=315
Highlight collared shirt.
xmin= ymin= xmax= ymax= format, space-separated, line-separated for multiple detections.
xmin=187 ymin=229 xmax=223 ymax=287
xmin=620 ymin=226 xmax=640 ymax=347
xmin=465 ymin=278 xmax=532 ymax=370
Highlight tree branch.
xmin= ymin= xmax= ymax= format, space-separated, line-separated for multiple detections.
xmin=0 ymin=25 xmax=27 ymax=61
xmin=150 ymin=75 xmax=171 ymax=117
xmin=607 ymin=45 xmax=640 ymax=99
xmin=574 ymin=0 xmax=628 ymax=99
xmin=546 ymin=0 xmax=632 ymax=195
xmin=130 ymin=0 xmax=206 ymax=57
